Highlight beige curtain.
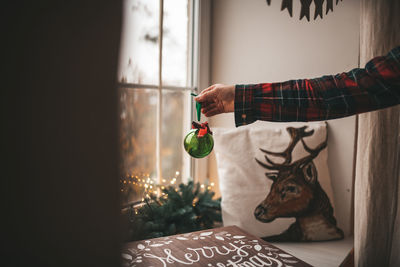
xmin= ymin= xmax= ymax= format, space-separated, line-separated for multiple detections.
xmin=355 ymin=0 xmax=400 ymax=266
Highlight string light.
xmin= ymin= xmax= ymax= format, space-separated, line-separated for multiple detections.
xmin=119 ymin=171 xmax=217 ymax=203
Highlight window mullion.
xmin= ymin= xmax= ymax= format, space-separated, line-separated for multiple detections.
xmin=156 ymin=0 xmax=164 ymax=195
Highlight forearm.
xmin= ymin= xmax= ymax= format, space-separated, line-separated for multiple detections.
xmin=235 ymin=46 xmax=400 ymax=126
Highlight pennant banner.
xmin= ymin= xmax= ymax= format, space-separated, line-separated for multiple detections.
xmin=267 ymin=0 xmax=343 ymax=21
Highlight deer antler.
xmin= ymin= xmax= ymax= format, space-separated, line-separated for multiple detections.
xmin=256 ymin=126 xmax=314 ymax=171
xmin=294 ymin=128 xmax=328 ymax=167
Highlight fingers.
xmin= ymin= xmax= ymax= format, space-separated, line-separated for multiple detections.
xmin=202 ymin=103 xmax=223 ymax=117
xmin=201 ymin=103 xmax=217 ymax=114
xmin=194 ymin=85 xmax=217 ymax=102
xmin=203 ymin=108 xmax=221 ymax=117
xmin=195 ymin=90 xmax=214 ymax=103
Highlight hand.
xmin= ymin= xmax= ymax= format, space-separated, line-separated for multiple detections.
xmin=194 ymin=84 xmax=235 ymax=117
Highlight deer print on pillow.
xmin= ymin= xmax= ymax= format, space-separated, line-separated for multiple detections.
xmin=254 ymin=126 xmax=344 ymax=242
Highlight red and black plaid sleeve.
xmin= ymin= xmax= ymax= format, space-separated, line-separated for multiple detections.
xmin=235 ymin=46 xmax=400 ymax=126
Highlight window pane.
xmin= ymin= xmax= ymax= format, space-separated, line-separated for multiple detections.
xmin=162 ymin=0 xmax=189 ymax=86
xmin=161 ymin=90 xmax=190 ymax=184
xmin=119 ymin=88 xmax=157 ymax=203
xmin=118 ymin=0 xmax=159 ymax=84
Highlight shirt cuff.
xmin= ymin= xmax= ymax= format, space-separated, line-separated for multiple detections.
xmin=234 ymin=84 xmax=258 ymax=127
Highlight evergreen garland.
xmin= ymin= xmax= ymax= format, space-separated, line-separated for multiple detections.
xmin=124 ymin=181 xmax=222 ymax=241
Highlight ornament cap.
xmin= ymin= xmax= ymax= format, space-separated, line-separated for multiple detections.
xmin=192 ymin=121 xmax=212 ymax=137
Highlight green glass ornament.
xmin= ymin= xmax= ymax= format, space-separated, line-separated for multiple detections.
xmin=184 ymin=129 xmax=214 ymax=158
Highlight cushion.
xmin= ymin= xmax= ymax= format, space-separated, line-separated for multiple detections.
xmin=213 ymin=121 xmax=343 ymax=242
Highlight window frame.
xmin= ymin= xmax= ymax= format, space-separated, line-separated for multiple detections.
xmin=192 ymin=0 xmax=212 ymax=184
xmin=118 ymin=0 xmax=212 ymax=198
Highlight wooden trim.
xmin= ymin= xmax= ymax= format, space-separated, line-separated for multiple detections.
xmin=194 ymin=0 xmax=212 ymax=183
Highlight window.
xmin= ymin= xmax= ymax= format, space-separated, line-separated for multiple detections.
xmin=118 ymin=0 xmax=205 ymax=205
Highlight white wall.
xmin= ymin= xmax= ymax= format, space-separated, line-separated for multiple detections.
xmin=207 ymin=0 xmax=360 ymax=237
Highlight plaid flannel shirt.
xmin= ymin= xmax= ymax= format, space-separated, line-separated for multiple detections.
xmin=235 ymin=46 xmax=400 ymax=127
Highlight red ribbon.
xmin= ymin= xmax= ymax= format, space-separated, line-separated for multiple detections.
xmin=192 ymin=121 xmax=212 ymax=138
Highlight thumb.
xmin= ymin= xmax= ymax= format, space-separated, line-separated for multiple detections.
xmin=195 ymin=90 xmax=214 ymax=103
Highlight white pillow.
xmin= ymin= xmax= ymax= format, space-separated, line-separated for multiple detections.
xmin=213 ymin=121 xmax=342 ymax=241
